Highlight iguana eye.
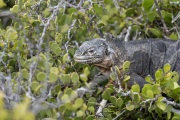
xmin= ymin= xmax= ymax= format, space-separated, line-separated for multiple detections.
xmin=105 ymin=48 xmax=109 ymax=55
xmin=87 ymin=48 xmax=95 ymax=55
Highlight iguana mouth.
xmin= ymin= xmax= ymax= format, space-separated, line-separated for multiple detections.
xmin=74 ymin=56 xmax=103 ymax=64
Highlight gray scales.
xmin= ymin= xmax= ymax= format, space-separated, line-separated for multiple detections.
xmin=74 ymin=38 xmax=180 ymax=89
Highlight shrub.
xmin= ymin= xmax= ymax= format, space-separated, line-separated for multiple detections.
xmin=0 ymin=0 xmax=180 ymax=119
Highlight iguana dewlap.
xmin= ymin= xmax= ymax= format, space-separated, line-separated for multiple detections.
xmin=74 ymin=38 xmax=180 ymax=88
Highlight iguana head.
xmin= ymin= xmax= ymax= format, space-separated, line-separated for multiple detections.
xmin=74 ymin=38 xmax=117 ymax=69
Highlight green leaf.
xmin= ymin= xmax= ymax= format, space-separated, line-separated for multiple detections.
xmin=110 ymin=72 xmax=116 ymax=81
xmin=109 ymin=96 xmax=117 ymax=106
xmin=123 ymin=75 xmax=130 ymax=82
xmin=172 ymin=113 xmax=180 ymax=120
xmin=5 ymin=28 xmax=18 ymax=41
xmin=152 ymin=85 xmax=161 ymax=94
xmin=42 ymin=8 xmax=50 ymax=17
xmin=60 ymin=24 xmax=69 ymax=33
xmin=132 ymin=93 xmax=141 ymax=103
xmin=126 ymin=8 xmax=135 ymax=16
xmin=10 ymin=5 xmax=19 ymax=13
xmin=81 ymin=103 xmax=87 ymax=111
xmin=171 ymin=71 xmax=179 ymax=82
xmin=29 ymin=20 xmax=40 ymax=26
xmin=67 ymin=8 xmax=78 ymax=14
xmin=173 ymin=82 xmax=179 ymax=89
xmin=142 ymin=0 xmax=154 ymax=12
xmin=131 ymin=84 xmax=140 ymax=92
xmin=65 ymin=103 xmax=74 ymax=110
xmin=87 ymin=97 xmax=97 ymax=107
xmin=55 ymin=33 xmax=62 ymax=44
xmin=49 ymin=73 xmax=58 ymax=83
xmin=55 ymin=47 xmax=61 ymax=56
xmin=21 ymin=69 xmax=29 ymax=79
xmin=80 ymin=74 xmax=88 ymax=82
xmin=0 ymin=0 xmax=6 ymax=8
xmin=52 ymin=85 xmax=61 ymax=93
xmin=70 ymin=91 xmax=77 ymax=101
xmin=76 ymin=110 xmax=84 ymax=117
xmin=64 ymin=88 xmax=72 ymax=95
xmin=142 ymin=84 xmax=153 ymax=95
xmin=102 ymin=88 xmax=114 ymax=100
xmin=149 ymin=28 xmax=162 ymax=37
xmin=71 ymin=72 xmax=79 ymax=83
xmin=126 ymin=103 xmax=135 ymax=111
xmin=102 ymin=91 xmax=110 ymax=100
xmin=145 ymin=75 xmax=154 ymax=84
xmin=50 ymin=67 xmax=59 ymax=75
xmin=164 ymin=72 xmax=172 ymax=81
xmin=163 ymin=63 xmax=171 ymax=73
xmin=87 ymin=106 xmax=95 ymax=114
xmin=132 ymin=25 xmax=141 ymax=31
xmin=114 ymin=66 xmax=120 ymax=74
xmin=50 ymin=43 xmax=59 ymax=53
xmin=116 ymin=98 xmax=123 ymax=108
xmin=170 ymin=33 xmax=178 ymax=40
xmin=37 ymin=72 xmax=46 ymax=82
xmin=86 ymin=115 xmax=95 ymax=120
xmin=156 ymin=101 xmax=166 ymax=111
xmin=84 ymin=67 xmax=90 ymax=76
xmin=172 ymin=117 xmax=180 ymax=120
xmin=146 ymin=90 xmax=154 ymax=98
xmin=123 ymin=61 xmax=131 ymax=71
xmin=147 ymin=12 xmax=155 ymax=22
xmin=60 ymin=74 xmax=71 ymax=84
xmin=93 ymin=4 xmax=103 ymax=17
xmin=74 ymin=98 xmax=84 ymax=108
xmin=61 ymin=94 xmax=70 ymax=103
xmin=155 ymin=69 xmax=163 ymax=81
xmin=0 ymin=40 xmax=5 ymax=47
xmin=161 ymin=10 xmax=172 ymax=24
xmin=167 ymin=112 xmax=172 ymax=120
xmin=31 ymin=81 xmax=39 ymax=91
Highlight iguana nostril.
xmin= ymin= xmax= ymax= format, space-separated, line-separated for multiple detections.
xmin=75 ymin=50 xmax=82 ymax=56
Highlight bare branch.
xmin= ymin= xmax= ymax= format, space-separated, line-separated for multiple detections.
xmin=172 ymin=12 xmax=180 ymax=23
xmin=124 ymin=26 xmax=131 ymax=42
xmin=163 ymin=98 xmax=180 ymax=107
xmin=113 ymin=110 xmax=126 ymax=120
xmin=96 ymin=99 xmax=107 ymax=116
xmin=154 ymin=0 xmax=169 ymax=35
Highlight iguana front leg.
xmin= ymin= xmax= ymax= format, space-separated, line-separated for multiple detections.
xmin=89 ymin=74 xmax=109 ymax=90
xmin=77 ymin=74 xmax=109 ymax=97
xmin=125 ymin=71 xmax=147 ymax=89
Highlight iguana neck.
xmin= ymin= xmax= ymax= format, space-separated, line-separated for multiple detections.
xmin=106 ymin=40 xmax=127 ymax=68
xmin=95 ymin=40 xmax=127 ymax=72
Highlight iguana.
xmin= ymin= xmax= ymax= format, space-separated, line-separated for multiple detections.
xmin=74 ymin=37 xmax=180 ymax=88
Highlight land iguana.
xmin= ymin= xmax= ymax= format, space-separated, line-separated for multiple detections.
xmin=74 ymin=37 xmax=180 ymax=89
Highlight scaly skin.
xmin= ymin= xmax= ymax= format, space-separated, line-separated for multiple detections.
xmin=74 ymin=38 xmax=179 ymax=88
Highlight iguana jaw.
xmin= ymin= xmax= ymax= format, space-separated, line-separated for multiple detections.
xmin=74 ymin=55 xmax=104 ymax=64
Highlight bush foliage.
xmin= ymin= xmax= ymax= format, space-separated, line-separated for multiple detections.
xmin=0 ymin=0 xmax=180 ymax=119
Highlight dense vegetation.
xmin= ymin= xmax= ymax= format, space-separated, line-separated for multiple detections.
xmin=0 ymin=0 xmax=180 ymax=119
